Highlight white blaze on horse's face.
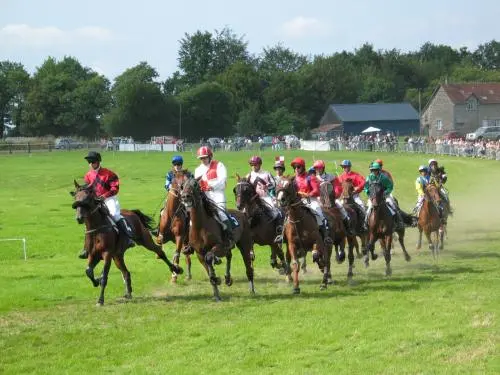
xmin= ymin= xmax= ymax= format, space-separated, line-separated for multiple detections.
xmin=277 ymin=190 xmax=284 ymax=202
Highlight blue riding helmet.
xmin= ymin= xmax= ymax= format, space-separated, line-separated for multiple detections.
xmin=172 ymin=155 xmax=183 ymax=165
xmin=418 ymin=165 xmax=428 ymax=172
xmin=308 ymin=166 xmax=316 ymax=174
xmin=341 ymin=159 xmax=352 ymax=167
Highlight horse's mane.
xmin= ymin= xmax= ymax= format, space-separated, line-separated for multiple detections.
xmin=184 ymin=176 xmax=220 ymax=217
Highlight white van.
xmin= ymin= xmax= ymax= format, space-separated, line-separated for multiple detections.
xmin=466 ymin=126 xmax=500 ymax=141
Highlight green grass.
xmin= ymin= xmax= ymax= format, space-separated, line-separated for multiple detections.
xmin=0 ymin=149 xmax=499 ymax=374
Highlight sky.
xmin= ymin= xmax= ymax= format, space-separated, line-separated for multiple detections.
xmin=1 ymin=0 xmax=499 ymax=81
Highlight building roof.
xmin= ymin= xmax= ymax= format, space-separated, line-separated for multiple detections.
xmin=442 ymin=83 xmax=500 ymax=104
xmin=329 ymin=103 xmax=419 ymax=122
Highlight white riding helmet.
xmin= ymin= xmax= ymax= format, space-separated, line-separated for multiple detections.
xmin=428 ymin=159 xmax=437 ymax=165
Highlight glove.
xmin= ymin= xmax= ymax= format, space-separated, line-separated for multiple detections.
xmin=298 ymin=191 xmax=309 ymax=198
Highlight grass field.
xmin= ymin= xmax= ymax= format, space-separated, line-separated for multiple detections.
xmin=0 ymin=149 xmax=499 ymax=374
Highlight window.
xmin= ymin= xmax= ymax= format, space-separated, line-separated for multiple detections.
xmin=436 ymin=119 xmax=443 ymax=130
xmin=466 ymin=98 xmax=478 ymax=112
xmin=495 ymin=119 xmax=500 ymax=127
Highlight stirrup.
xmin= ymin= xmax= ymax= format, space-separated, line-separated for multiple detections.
xmin=274 ymin=234 xmax=283 ymax=243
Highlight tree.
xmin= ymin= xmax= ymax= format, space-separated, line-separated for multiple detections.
xmin=258 ymin=44 xmax=309 ymax=79
xmin=263 ymin=107 xmax=308 ymax=135
xmin=0 ymin=61 xmax=30 ymax=138
xmin=179 ymin=82 xmax=234 ymax=139
xmin=472 ymin=40 xmax=500 ymax=70
xmin=103 ymin=62 xmax=176 ymax=140
xmin=22 ymin=57 xmax=109 ymax=137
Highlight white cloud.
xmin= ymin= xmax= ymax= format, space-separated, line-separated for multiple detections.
xmin=281 ymin=17 xmax=331 ymax=38
xmin=0 ymin=24 xmax=115 ymax=47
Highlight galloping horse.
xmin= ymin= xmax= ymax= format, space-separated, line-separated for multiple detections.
xmin=276 ymin=176 xmax=328 ymax=293
xmin=180 ymin=176 xmax=255 ymax=301
xmin=156 ymin=171 xmax=192 ymax=282
xmin=71 ymin=181 xmax=182 ymax=305
xmin=339 ymin=179 xmax=366 ymax=259
xmin=318 ymin=181 xmax=352 ymax=283
xmin=233 ymin=175 xmax=287 ymax=272
xmin=365 ymin=182 xmax=411 ymax=276
xmin=416 ymin=183 xmax=443 ymax=258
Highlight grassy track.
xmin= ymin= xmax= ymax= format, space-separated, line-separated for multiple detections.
xmin=0 ymin=150 xmax=499 ymax=374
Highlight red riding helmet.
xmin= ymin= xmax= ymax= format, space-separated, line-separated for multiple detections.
xmin=290 ymin=157 xmax=306 ymax=168
xmin=375 ymin=158 xmax=384 ymax=167
xmin=249 ymin=156 xmax=262 ymax=165
xmin=196 ymin=146 xmax=213 ymax=159
xmin=313 ymin=160 xmax=325 ymax=169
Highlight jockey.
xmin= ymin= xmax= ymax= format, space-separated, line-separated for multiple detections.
xmin=375 ymin=159 xmax=394 ymax=184
xmin=273 ymin=160 xmax=286 ymax=187
xmin=79 ymin=151 xmax=134 ymax=259
xmin=194 ymin=146 xmax=234 ymax=246
xmin=165 ymin=155 xmax=191 ymax=190
xmin=428 ymin=159 xmax=452 ymax=212
xmin=313 ymin=160 xmax=335 ymax=183
xmin=364 ymin=162 xmax=403 ymax=229
xmin=245 ymin=155 xmax=281 ymax=222
xmin=337 ymin=160 xmax=367 ymax=214
xmin=290 ymin=157 xmax=332 ymax=244
xmin=413 ymin=165 xmax=431 ymax=216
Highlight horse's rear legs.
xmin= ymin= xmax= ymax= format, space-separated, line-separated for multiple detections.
xmin=396 ymin=230 xmax=411 ymax=262
xmin=140 ymin=228 xmax=183 ymax=276
xmin=199 ymin=251 xmax=221 ymax=302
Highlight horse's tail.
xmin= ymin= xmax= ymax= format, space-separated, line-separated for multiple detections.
xmin=131 ymin=209 xmax=156 ymax=231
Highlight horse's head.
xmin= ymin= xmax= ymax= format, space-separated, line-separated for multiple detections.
xmin=425 ymin=183 xmax=441 ymax=204
xmin=276 ymin=176 xmax=298 ymax=208
xmin=170 ymin=170 xmax=190 ymax=198
xmin=180 ymin=176 xmax=200 ymax=209
xmin=368 ymin=182 xmax=385 ymax=208
xmin=70 ymin=180 xmax=98 ymax=224
xmin=341 ymin=178 xmax=355 ymax=200
xmin=233 ymin=175 xmax=257 ymax=211
xmin=319 ymin=181 xmax=334 ymax=208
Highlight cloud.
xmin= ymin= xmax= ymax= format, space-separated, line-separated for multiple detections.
xmin=0 ymin=24 xmax=114 ymax=47
xmin=281 ymin=17 xmax=331 ymax=38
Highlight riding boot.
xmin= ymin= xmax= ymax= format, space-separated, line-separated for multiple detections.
xmin=117 ymin=218 xmax=135 ymax=248
xmin=78 ymin=249 xmax=88 ymax=259
xmin=319 ymin=225 xmax=333 ymax=245
xmin=222 ymin=219 xmax=235 ymax=249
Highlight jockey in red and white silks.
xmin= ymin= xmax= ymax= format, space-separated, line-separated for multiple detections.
xmin=194 ymin=146 xmax=232 ymax=233
xmin=337 ymin=159 xmax=367 ymax=215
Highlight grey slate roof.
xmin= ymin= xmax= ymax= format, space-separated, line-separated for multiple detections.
xmin=330 ymin=103 xmax=419 ymax=122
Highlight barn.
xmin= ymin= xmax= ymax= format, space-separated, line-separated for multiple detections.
xmin=318 ymin=103 xmax=420 ymax=135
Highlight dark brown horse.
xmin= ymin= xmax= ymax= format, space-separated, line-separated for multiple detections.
xmin=365 ymin=182 xmax=411 ymax=276
xmin=416 ymin=183 xmax=442 ymax=258
xmin=71 ymin=181 xmax=182 ymax=305
xmin=180 ymin=176 xmax=255 ymax=301
xmin=339 ymin=179 xmax=366 ymax=260
xmin=233 ymin=175 xmax=287 ymax=272
xmin=156 ymin=172 xmax=192 ymax=282
xmin=276 ymin=176 xmax=328 ymax=293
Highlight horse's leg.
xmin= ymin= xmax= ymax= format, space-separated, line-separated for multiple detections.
xmin=204 ymin=250 xmax=222 ymax=301
xmin=224 ymin=250 xmax=233 ymax=286
xmin=397 ymin=229 xmax=411 ymax=262
xmin=85 ymin=254 xmax=101 ymax=287
xmin=433 ymin=231 xmax=440 ymax=258
xmin=424 ymin=230 xmax=435 ymax=258
xmin=300 ymin=255 xmax=307 ymax=274
xmin=288 ymin=243 xmax=300 ymax=294
xmin=271 ymin=243 xmax=286 ymax=274
xmin=416 ymin=226 xmax=423 ymax=250
xmin=113 ymin=254 xmax=132 ymax=299
xmin=439 ymin=226 xmax=445 ymax=250
xmin=347 ymin=237 xmax=356 ymax=284
xmin=97 ymin=252 xmax=112 ymax=306
xmin=239 ymin=244 xmax=255 ymax=294
xmin=170 ymin=235 xmax=183 ymax=283
xmin=284 ymin=245 xmax=292 ymax=283
xmin=185 ymin=254 xmax=192 ymax=280
xmin=380 ymin=237 xmax=392 ymax=277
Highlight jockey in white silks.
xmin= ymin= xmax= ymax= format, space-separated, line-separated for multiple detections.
xmin=194 ymin=146 xmax=233 ymax=243
xmin=246 ymin=156 xmax=281 ymax=220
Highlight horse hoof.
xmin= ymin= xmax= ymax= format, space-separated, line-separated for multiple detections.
xmin=320 ymin=284 xmax=327 ymax=291
xmin=347 ymin=278 xmax=357 ymax=286
xmin=171 ymin=276 xmax=177 ymax=284
xmin=336 ymin=251 xmax=346 ymax=264
xmin=371 ymin=253 xmax=378 ymax=261
xmin=214 ymin=296 xmax=222 ymax=302
xmin=386 ymin=268 xmax=392 ymax=277
xmin=278 ymin=268 xmax=286 ymax=275
xmin=404 ymin=254 xmax=412 ymax=262
xmin=173 ymin=266 xmax=184 ymax=275
xmin=364 ymin=260 xmax=370 ymax=268
xmin=292 ymin=287 xmax=300 ymax=294
xmin=96 ymin=301 xmax=104 ymax=307
xmin=214 ymin=257 xmax=222 ymax=265
xmin=123 ymin=293 xmax=132 ymax=299
xmin=211 ymin=277 xmax=221 ymax=286
xmin=225 ymin=276 xmax=233 ymax=287
xmin=187 ymin=274 xmax=192 ymax=281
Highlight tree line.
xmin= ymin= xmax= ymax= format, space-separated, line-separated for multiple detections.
xmin=1 ymin=27 xmax=500 ymax=141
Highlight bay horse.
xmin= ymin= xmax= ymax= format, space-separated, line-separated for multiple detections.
xmin=416 ymin=183 xmax=443 ymax=258
xmin=70 ymin=181 xmax=182 ymax=306
xmin=233 ymin=175 xmax=287 ymax=273
xmin=156 ymin=171 xmax=192 ymax=282
xmin=276 ymin=176 xmax=328 ymax=294
xmin=339 ymin=179 xmax=366 ymax=259
xmin=365 ymin=182 xmax=411 ymax=276
xmin=180 ymin=176 xmax=255 ymax=301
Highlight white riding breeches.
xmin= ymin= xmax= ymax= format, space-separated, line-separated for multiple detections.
xmin=353 ymin=194 xmax=366 ymax=212
xmin=414 ymin=195 xmax=425 ymax=215
xmin=303 ymin=198 xmax=325 ymax=226
xmin=205 ymin=190 xmax=229 ymax=223
xmin=105 ymin=196 xmax=123 ymax=222
xmin=335 ymin=201 xmax=349 ymax=220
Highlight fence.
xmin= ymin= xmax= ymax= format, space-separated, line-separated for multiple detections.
xmin=0 ymin=142 xmax=102 ymax=154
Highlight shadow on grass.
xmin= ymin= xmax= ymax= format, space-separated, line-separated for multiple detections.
xmin=448 ymin=251 xmax=500 ymax=260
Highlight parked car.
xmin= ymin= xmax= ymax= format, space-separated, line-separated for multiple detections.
xmin=466 ymin=126 xmax=500 ymax=141
xmin=54 ymin=138 xmax=84 ymax=149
